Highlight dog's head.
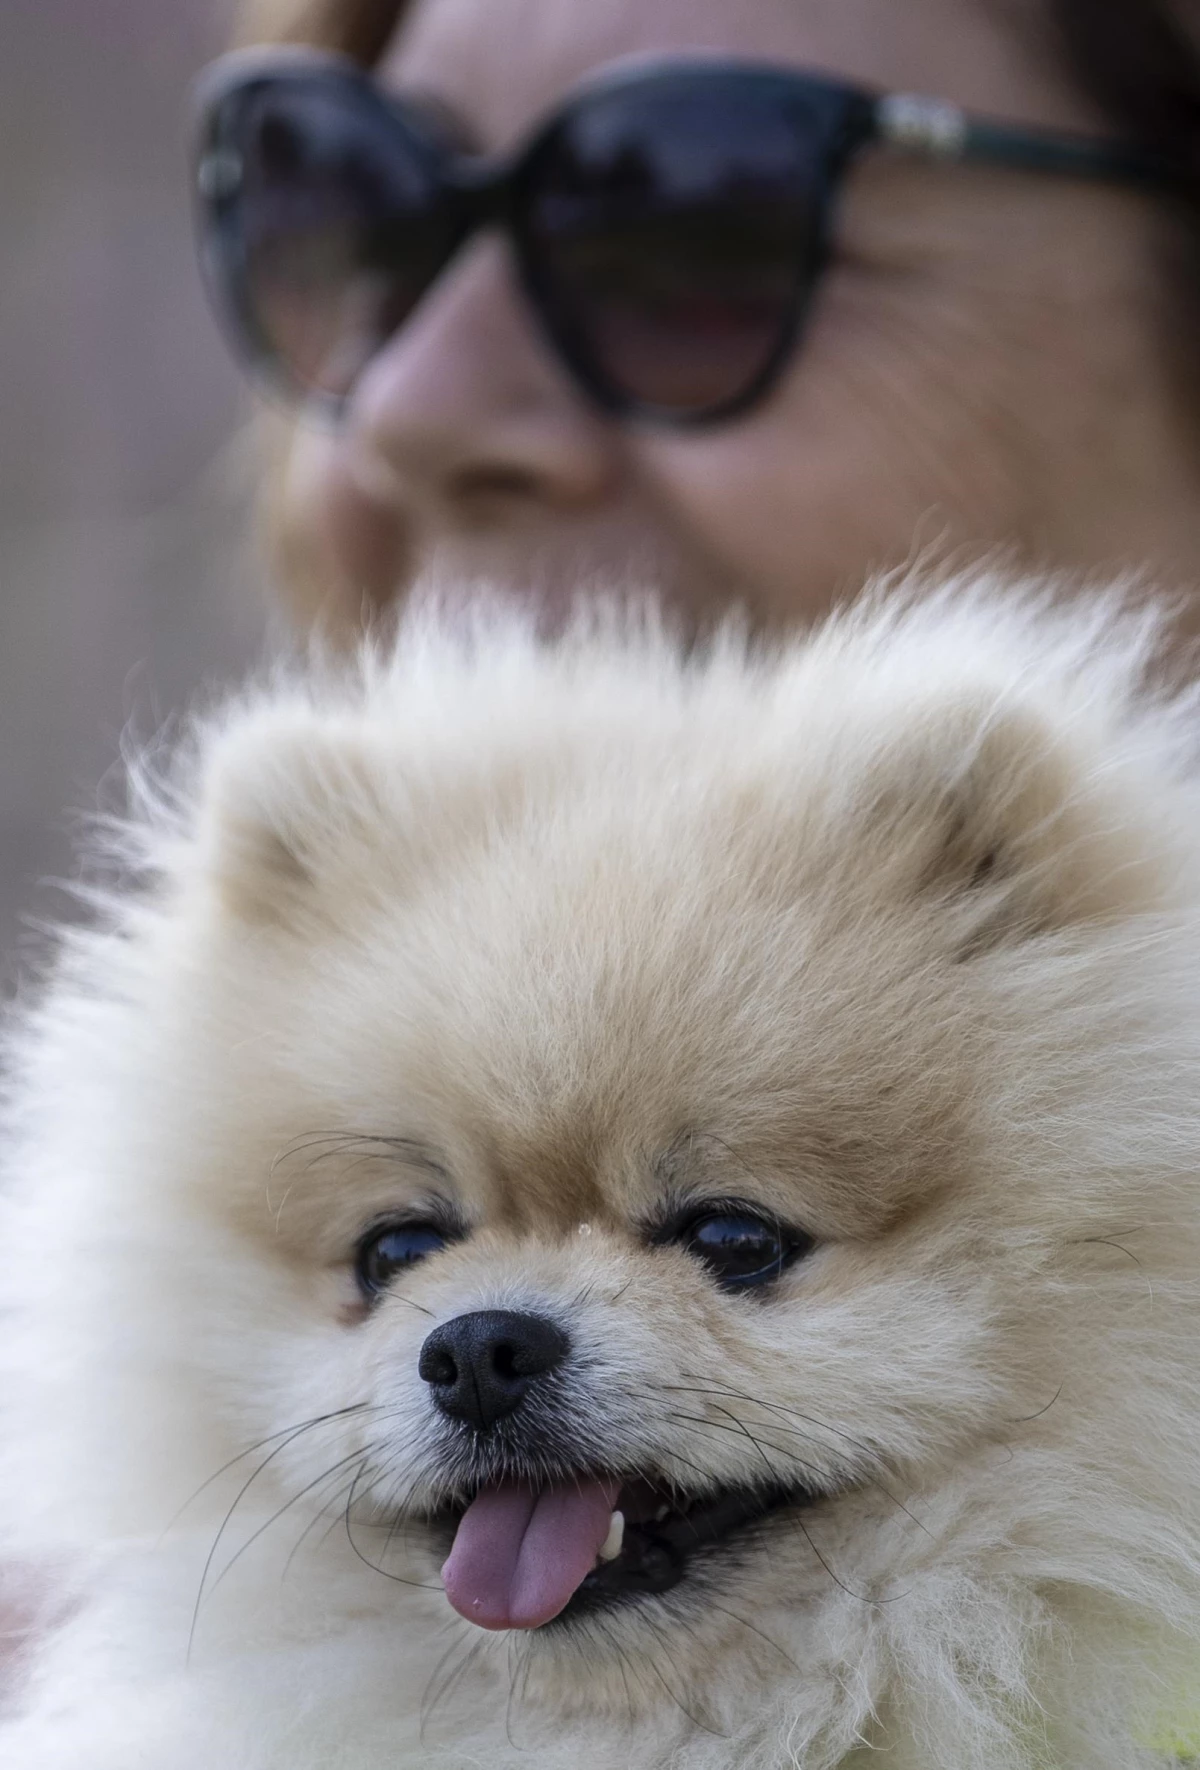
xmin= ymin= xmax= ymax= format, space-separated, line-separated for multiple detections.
xmin=101 ymin=593 xmax=1200 ymax=1738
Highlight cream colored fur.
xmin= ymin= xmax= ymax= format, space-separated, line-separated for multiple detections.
xmin=3 ymin=577 xmax=1200 ymax=1769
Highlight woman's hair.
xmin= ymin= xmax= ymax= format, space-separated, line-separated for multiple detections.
xmin=236 ymin=0 xmax=399 ymax=61
xmin=1051 ymin=2 xmax=1200 ymax=186
xmin=1052 ymin=0 xmax=1200 ymax=356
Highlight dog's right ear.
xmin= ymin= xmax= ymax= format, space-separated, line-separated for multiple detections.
xmin=853 ymin=688 xmax=1169 ymax=948
xmin=194 ymin=707 xmax=389 ymax=930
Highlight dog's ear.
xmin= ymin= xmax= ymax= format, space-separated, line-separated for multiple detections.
xmin=195 ymin=707 xmax=389 ymax=929
xmin=860 ymin=693 xmax=1166 ymax=949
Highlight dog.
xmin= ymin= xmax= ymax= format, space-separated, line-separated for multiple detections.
xmin=3 ymin=578 xmax=1200 ymax=1769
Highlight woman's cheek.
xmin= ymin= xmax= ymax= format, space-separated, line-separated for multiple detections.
xmin=627 ymin=415 xmax=922 ymax=628
xmin=626 ymin=268 xmax=1034 ymax=628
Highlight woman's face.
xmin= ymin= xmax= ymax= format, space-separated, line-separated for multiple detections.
xmin=279 ymin=0 xmax=1200 ymax=630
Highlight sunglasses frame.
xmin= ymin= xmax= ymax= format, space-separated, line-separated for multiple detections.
xmin=194 ymin=47 xmax=1176 ymax=429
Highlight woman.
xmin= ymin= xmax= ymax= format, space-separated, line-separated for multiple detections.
xmin=215 ymin=0 xmax=1200 ymax=634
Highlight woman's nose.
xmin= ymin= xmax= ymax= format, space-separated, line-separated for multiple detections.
xmin=343 ymin=234 xmax=624 ymax=532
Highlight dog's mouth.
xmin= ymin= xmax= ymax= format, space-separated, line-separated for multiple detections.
xmin=431 ymin=1472 xmax=820 ymax=1632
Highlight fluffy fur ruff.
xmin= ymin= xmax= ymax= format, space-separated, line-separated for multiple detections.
xmin=3 ymin=576 xmax=1200 ymax=1770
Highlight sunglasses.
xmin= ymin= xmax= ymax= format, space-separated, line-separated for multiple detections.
xmin=194 ymin=48 xmax=1172 ymax=428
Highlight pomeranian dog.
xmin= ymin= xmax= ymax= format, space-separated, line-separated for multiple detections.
xmin=3 ymin=578 xmax=1200 ymax=1770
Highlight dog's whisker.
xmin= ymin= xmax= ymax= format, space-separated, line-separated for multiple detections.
xmin=635 ymin=1614 xmax=727 ymax=1737
xmin=669 ymin=1375 xmax=879 ymax=1459
xmin=354 ymin=1460 xmax=447 ymax=1580
xmin=702 ymin=1598 xmax=802 ymax=1671
xmin=420 ymin=1631 xmax=476 ymax=1741
xmin=420 ymin=1631 xmax=490 ymax=1741
xmin=301 ymin=1436 xmax=426 ymax=1564
xmin=187 ymin=1412 xmax=377 ymax=1663
xmin=373 ymin=1466 xmax=421 ymax=1567
xmin=341 ymin=1459 xmax=442 ymax=1590
xmin=655 ymin=1403 xmax=890 ymax=1608
xmin=664 ymin=1409 xmax=825 ymax=1486
xmin=664 ymin=1381 xmax=938 ymax=1539
xmin=792 ymin=1514 xmax=881 ymax=1608
xmin=705 ymin=1400 xmax=794 ymax=1485
xmin=209 ymin=1444 xmax=383 ymax=1597
xmin=1001 ymin=1382 xmax=1065 ymax=1425
xmin=311 ymin=1479 xmax=377 ymax=1559
xmin=587 ymin=1614 xmax=640 ymax=1731
xmin=271 ymin=1131 xmax=450 ymax=1183
xmin=161 ymin=1401 xmax=377 ymax=1543
xmin=514 ymin=1630 xmax=540 ymax=1743
xmin=438 ymin=1634 xmax=491 ymax=1732
xmin=282 ymin=1468 xmax=374 ymax=1581
xmin=385 ymin=1292 xmax=437 ymax=1319
xmin=504 ymin=1630 xmax=524 ymax=1750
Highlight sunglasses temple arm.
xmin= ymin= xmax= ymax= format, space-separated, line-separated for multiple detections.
xmin=964 ymin=122 xmax=1174 ymax=188
xmin=873 ymin=92 xmax=1175 ymax=190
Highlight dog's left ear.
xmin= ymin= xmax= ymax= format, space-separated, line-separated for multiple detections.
xmin=194 ymin=707 xmax=392 ymax=930
xmin=862 ymin=693 xmax=1167 ymax=948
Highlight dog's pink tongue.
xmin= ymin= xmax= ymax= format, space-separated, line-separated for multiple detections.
xmin=442 ymin=1478 xmax=619 ymax=1631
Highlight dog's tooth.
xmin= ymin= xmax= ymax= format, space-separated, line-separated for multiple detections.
xmin=597 ymin=1510 xmax=625 ymax=1563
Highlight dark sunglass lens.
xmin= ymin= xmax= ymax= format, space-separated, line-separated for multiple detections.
xmin=522 ymin=78 xmax=834 ymax=418
xmin=199 ymin=75 xmax=460 ymax=402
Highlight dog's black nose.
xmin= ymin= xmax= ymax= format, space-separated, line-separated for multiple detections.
xmin=418 ymin=1309 xmax=569 ymax=1431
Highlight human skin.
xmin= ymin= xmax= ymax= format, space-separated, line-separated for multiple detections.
xmin=270 ymin=0 xmax=1200 ymax=634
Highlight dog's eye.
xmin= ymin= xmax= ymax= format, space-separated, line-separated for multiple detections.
xmin=355 ymin=1222 xmax=449 ymax=1300
xmin=675 ymin=1209 xmax=810 ymax=1290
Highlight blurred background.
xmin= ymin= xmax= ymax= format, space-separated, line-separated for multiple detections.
xmin=0 ymin=0 xmax=268 ymax=990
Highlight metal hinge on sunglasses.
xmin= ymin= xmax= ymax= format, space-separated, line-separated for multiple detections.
xmin=876 ymin=93 xmax=969 ymax=158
